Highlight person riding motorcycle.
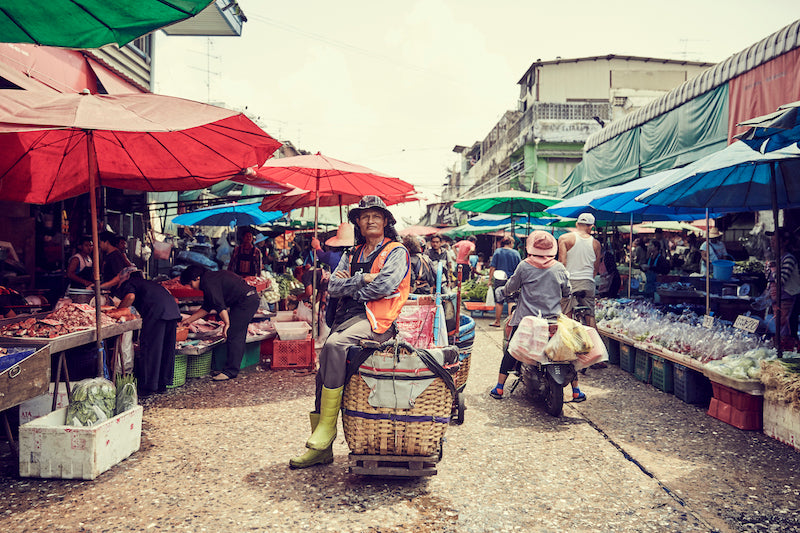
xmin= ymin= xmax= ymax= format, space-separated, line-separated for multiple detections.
xmin=489 ymin=231 xmax=570 ymax=399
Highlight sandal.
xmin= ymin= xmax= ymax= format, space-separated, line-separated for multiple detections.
xmin=489 ymin=323 xmax=502 ymax=328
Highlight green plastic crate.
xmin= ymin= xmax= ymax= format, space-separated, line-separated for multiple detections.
xmin=650 ymin=355 xmax=673 ymax=393
xmin=186 ymin=352 xmax=212 ymax=378
xmin=213 ymin=341 xmax=261 ymax=371
xmin=167 ymin=352 xmax=187 ymax=389
xmin=602 ymin=336 xmax=620 ymax=365
xmin=619 ymin=343 xmax=636 ymax=373
xmin=633 ymin=349 xmax=651 ymax=383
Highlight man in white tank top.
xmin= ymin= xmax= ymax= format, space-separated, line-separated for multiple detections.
xmin=557 ymin=213 xmax=603 ymax=402
xmin=558 ymin=212 xmax=602 ymax=328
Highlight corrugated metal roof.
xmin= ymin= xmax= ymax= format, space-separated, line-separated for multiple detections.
xmin=584 ymin=19 xmax=800 ymax=152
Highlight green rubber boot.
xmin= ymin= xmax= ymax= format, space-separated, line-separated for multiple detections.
xmin=289 ymin=412 xmax=333 ymax=469
xmin=305 ymin=386 xmax=343 ymax=451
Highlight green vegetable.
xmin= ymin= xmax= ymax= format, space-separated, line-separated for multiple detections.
xmin=115 ymin=374 xmax=138 ymax=415
xmin=66 ymin=378 xmax=117 ymax=427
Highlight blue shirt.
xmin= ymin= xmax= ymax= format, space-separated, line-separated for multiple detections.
xmin=490 ymin=247 xmax=522 ymax=277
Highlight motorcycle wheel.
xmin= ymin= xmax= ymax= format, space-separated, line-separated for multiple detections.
xmin=544 ymin=374 xmax=564 ymax=417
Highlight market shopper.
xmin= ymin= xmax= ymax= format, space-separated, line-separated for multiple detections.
xmin=65 ymin=235 xmax=94 ymax=290
xmin=767 ymin=228 xmax=800 ymax=341
xmin=98 ymin=231 xmax=130 ymax=288
xmin=490 ymin=231 xmax=570 ymax=399
xmin=178 ymin=265 xmax=260 ymax=380
xmin=111 ymin=267 xmax=180 ymax=396
xmin=597 ymin=237 xmax=621 ymax=298
xmin=289 ymin=195 xmax=410 ymax=469
xmin=453 ymin=235 xmax=476 ymax=282
xmin=558 ymin=212 xmax=602 ymax=401
xmin=228 ymin=228 xmax=263 ymax=277
xmin=642 ymin=240 xmax=671 ymax=296
xmin=403 ymin=235 xmax=436 ymax=294
xmin=700 ymin=227 xmax=730 ymax=276
xmin=489 ymin=236 xmax=521 ymax=327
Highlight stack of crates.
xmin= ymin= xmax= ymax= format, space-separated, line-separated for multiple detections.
xmin=602 ymin=336 xmax=620 ymax=365
xmin=673 ymin=363 xmax=711 ymax=404
xmin=619 ymin=343 xmax=636 ymax=373
xmin=707 ymin=382 xmax=763 ymax=430
xmin=649 ymin=355 xmax=673 ymax=393
xmin=633 ymin=348 xmax=652 ymax=383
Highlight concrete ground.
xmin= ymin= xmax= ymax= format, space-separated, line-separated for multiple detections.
xmin=1 ymin=316 xmax=799 ymax=532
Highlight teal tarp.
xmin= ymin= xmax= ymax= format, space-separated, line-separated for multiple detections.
xmin=560 ymin=84 xmax=730 ymax=198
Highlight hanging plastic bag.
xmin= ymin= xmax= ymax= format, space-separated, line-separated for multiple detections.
xmin=555 ymin=313 xmax=594 ymax=354
xmin=508 ymin=314 xmax=550 ymax=364
xmin=114 ymin=330 xmax=134 ymax=375
xmin=485 ymin=281 xmax=496 ymax=306
xmin=573 ymin=327 xmax=609 ymax=370
xmin=295 ymin=301 xmax=313 ymax=324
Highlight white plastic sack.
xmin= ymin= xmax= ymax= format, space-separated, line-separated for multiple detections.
xmin=114 ymin=330 xmax=134 ymax=375
xmin=485 ymin=282 xmax=495 ymax=306
xmin=295 ymin=301 xmax=313 ymax=324
xmin=508 ymin=314 xmax=550 ymax=364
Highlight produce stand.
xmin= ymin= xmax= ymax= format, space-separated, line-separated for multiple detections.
xmin=0 ymin=312 xmax=142 ymax=411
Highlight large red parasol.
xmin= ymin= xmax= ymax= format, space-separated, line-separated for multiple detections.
xmin=0 ymin=90 xmax=281 ymax=375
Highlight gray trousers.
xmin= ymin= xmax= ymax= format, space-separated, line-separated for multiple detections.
xmin=314 ymin=317 xmax=393 ymax=411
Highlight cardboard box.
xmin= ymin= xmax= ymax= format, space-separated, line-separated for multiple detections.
xmin=18 ymin=382 xmax=71 ymax=425
xmin=19 ymin=405 xmax=143 ymax=480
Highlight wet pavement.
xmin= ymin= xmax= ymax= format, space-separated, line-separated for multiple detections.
xmin=1 ymin=316 xmax=799 ymax=532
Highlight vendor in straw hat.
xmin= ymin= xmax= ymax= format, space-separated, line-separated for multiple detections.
xmin=699 ymin=227 xmax=731 ymax=276
xmin=110 ymin=267 xmax=181 ymax=397
xmin=290 ymin=195 xmax=411 ymax=469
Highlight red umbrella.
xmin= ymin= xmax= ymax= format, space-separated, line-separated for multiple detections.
xmin=0 ymin=90 xmax=281 ymax=375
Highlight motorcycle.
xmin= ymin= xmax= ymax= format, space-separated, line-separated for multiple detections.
xmin=504 ymin=318 xmax=578 ymax=417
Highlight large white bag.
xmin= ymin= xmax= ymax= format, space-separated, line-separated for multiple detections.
xmin=508 ymin=314 xmax=550 ymax=364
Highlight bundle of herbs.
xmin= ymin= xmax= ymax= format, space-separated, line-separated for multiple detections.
xmin=761 ymin=358 xmax=800 ymax=408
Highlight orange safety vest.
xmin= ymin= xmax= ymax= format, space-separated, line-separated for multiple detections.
xmin=362 ymin=240 xmax=411 ymax=333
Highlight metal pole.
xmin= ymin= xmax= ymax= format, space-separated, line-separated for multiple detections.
xmin=311 ymin=174 xmax=319 ymax=343
xmin=705 ymin=209 xmax=710 ymax=315
xmin=771 ymin=168 xmax=782 ymax=358
xmin=628 ymin=214 xmax=633 ymax=298
xmin=87 ymin=130 xmax=104 ymax=377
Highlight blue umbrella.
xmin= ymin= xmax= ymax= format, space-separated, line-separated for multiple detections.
xmin=546 ymin=172 xmax=712 ymax=222
xmin=171 ymin=201 xmax=283 ymax=227
xmin=637 ymin=140 xmax=800 ymax=355
xmin=735 ymin=101 xmax=800 ymax=153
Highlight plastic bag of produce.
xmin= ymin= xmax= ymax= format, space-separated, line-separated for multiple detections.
xmin=509 ymin=314 xmax=550 ymax=364
xmin=573 ymin=327 xmax=609 ymax=371
xmin=555 ymin=314 xmax=593 ymax=354
xmin=115 ymin=374 xmax=138 ymax=415
xmin=65 ymin=377 xmax=117 ymax=427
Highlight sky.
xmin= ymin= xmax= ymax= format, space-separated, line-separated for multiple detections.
xmin=153 ymin=1 xmax=800 ymax=227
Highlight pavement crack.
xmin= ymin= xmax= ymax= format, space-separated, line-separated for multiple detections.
xmin=568 ymin=404 xmax=721 ymax=532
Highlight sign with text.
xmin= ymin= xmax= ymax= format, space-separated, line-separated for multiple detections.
xmin=702 ymin=315 xmax=715 ymax=329
xmin=733 ymin=314 xmax=760 ymax=334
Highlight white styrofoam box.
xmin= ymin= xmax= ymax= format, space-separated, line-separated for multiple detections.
xmin=763 ymin=399 xmax=800 ymax=452
xmin=19 ymin=405 xmax=143 ymax=480
xmin=275 ymin=321 xmax=311 ymax=340
xmin=274 ymin=311 xmax=295 ymax=322
xmin=18 ymin=382 xmax=70 ymax=425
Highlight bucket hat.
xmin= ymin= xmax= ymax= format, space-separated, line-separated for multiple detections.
xmin=526 ymin=231 xmax=558 ymax=269
xmin=705 ymin=227 xmax=723 ymax=238
xmin=348 ymin=195 xmax=396 ymax=226
xmin=325 ymin=223 xmax=355 ymax=247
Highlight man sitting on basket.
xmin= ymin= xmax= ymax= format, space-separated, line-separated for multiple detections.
xmin=290 ymin=195 xmax=411 ymax=469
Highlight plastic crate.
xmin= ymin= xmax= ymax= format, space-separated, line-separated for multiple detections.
xmin=213 ymin=341 xmax=261 ymax=371
xmin=260 ymin=337 xmax=274 ymax=369
xmin=602 ymin=336 xmax=620 ymax=365
xmin=186 ymin=352 xmax=212 ymax=378
xmin=272 ymin=336 xmax=315 ymax=370
xmin=619 ymin=344 xmax=635 ymax=373
xmin=708 ymin=397 xmax=763 ymax=430
xmin=710 ymin=382 xmax=763 ymax=412
xmin=633 ymin=349 xmax=651 ymax=383
xmin=168 ymin=352 xmax=187 ymax=389
xmin=650 ymin=355 xmax=673 ymax=393
xmin=673 ymin=364 xmax=711 ymax=404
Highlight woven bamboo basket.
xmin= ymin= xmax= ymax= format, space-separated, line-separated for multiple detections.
xmin=186 ymin=352 xmax=212 ymax=378
xmin=168 ymin=353 xmax=188 ymax=389
xmin=342 ymin=374 xmax=453 ymax=456
xmin=454 ymin=349 xmax=472 ymax=390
